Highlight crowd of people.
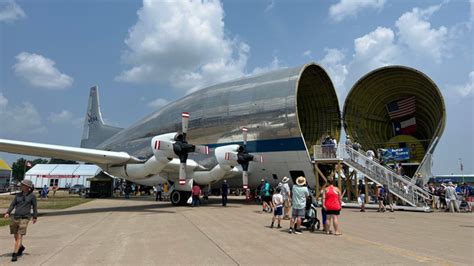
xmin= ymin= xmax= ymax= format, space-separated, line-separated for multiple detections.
xmin=426 ymin=181 xmax=472 ymax=212
xmin=257 ymin=176 xmax=342 ymax=235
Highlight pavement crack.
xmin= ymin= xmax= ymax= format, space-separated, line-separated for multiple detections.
xmin=179 ymin=210 xmax=239 ymax=265
xmin=39 ymin=211 xmax=113 ymax=266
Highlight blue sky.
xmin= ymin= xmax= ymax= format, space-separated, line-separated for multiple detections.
xmin=0 ymin=0 xmax=472 ymax=174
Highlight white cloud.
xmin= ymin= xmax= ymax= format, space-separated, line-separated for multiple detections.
xmin=353 ymin=27 xmax=399 ymax=69
xmin=0 ymin=93 xmax=8 ymax=108
xmin=48 ymin=110 xmax=72 ymax=123
xmin=48 ymin=110 xmax=83 ymax=128
xmin=265 ymin=0 xmax=275 ymax=12
xmin=395 ymin=5 xmax=448 ymax=63
xmin=329 ymin=0 xmax=385 ymax=22
xmin=450 ymin=71 xmax=474 ymax=97
xmin=116 ymin=0 xmax=248 ymax=93
xmin=0 ymin=0 xmax=25 ymax=22
xmin=13 ymin=52 xmax=73 ymax=89
xmin=303 ymin=50 xmax=312 ymax=57
xmin=147 ymin=98 xmax=169 ymax=109
xmin=319 ymin=48 xmax=348 ymax=94
xmin=251 ymin=56 xmax=282 ymax=76
xmin=0 ymin=94 xmax=46 ymax=135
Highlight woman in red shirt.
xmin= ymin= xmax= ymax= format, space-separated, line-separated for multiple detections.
xmin=191 ymin=184 xmax=201 ymax=207
xmin=322 ymin=179 xmax=342 ymax=235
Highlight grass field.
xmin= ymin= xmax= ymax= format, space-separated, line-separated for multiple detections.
xmin=0 ymin=219 xmax=9 ymax=227
xmin=0 ymin=191 xmax=93 ymax=226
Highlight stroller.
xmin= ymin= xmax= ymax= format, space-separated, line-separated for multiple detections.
xmin=459 ymin=197 xmax=472 ymax=212
xmin=301 ymin=200 xmax=321 ymax=232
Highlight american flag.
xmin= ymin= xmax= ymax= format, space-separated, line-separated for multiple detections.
xmin=386 ymin=96 xmax=416 ymax=120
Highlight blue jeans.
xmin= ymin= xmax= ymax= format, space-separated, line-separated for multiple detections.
xmin=192 ymin=195 xmax=200 ymax=206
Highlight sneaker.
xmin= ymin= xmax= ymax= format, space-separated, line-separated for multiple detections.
xmin=360 ymin=209 xmax=365 ymax=212
xmin=277 ymin=225 xmax=282 ymax=229
xmin=11 ymin=253 xmax=17 ymax=262
xmin=294 ymin=229 xmax=303 ymax=234
xmin=288 ymin=228 xmax=293 ymax=234
xmin=18 ymin=246 xmax=25 ymax=256
xmin=270 ymin=223 xmax=274 ymax=228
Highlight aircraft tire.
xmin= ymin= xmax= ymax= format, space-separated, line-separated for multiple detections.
xmin=170 ymin=190 xmax=190 ymax=206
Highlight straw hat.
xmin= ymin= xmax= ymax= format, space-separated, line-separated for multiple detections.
xmin=296 ymin=176 xmax=306 ymax=186
xmin=282 ymin=176 xmax=290 ymax=183
xmin=20 ymin=179 xmax=33 ymax=188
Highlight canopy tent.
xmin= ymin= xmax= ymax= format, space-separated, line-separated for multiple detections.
xmin=25 ymin=164 xmax=103 ymax=189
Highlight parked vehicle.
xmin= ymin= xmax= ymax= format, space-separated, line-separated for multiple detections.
xmin=69 ymin=184 xmax=86 ymax=194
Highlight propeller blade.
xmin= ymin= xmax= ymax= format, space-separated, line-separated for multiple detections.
xmin=195 ymin=145 xmax=209 ymax=155
xmin=242 ymin=171 xmax=249 ymax=189
xmin=154 ymin=140 xmax=174 ymax=151
xmin=224 ymin=152 xmax=238 ymax=161
xmin=253 ymin=155 xmax=264 ymax=163
xmin=182 ymin=112 xmax=189 ymax=136
xmin=179 ymin=162 xmax=186 ymax=185
xmin=242 ymin=127 xmax=248 ymax=148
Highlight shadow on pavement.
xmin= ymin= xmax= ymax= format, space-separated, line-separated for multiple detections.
xmin=39 ymin=204 xmax=176 ymax=217
xmin=38 ymin=197 xmax=256 ymax=217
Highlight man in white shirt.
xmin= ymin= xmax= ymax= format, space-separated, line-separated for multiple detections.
xmin=366 ymin=149 xmax=375 ymax=160
xmin=445 ymin=182 xmax=459 ymax=213
xmin=280 ymin=177 xmax=291 ymax=220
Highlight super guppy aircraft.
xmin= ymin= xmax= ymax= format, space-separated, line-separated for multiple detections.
xmin=0 ymin=62 xmax=445 ymax=206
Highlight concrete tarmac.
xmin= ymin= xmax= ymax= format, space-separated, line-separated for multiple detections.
xmin=1 ymin=197 xmax=473 ymax=265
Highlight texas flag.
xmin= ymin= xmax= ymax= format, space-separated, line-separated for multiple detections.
xmin=393 ymin=117 xmax=417 ymax=135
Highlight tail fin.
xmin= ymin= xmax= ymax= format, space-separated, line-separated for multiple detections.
xmin=80 ymin=86 xmax=123 ymax=148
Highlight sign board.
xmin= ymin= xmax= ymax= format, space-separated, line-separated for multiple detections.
xmin=383 ymin=148 xmax=410 ymax=162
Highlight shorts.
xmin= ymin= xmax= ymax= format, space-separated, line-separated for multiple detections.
xmin=292 ymin=208 xmax=305 ymax=218
xmin=10 ymin=218 xmax=30 ymax=235
xmin=274 ymin=206 xmax=283 ymax=217
xmin=359 ymin=193 xmax=366 ymax=202
xmin=283 ymin=199 xmax=290 ymax=208
xmin=264 ymin=196 xmax=272 ymax=204
xmin=326 ymin=209 xmax=341 ymax=215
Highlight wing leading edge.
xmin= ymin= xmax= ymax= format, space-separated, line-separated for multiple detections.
xmin=0 ymin=139 xmax=143 ymax=165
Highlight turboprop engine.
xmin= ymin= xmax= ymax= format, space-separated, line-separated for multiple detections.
xmin=218 ymin=128 xmax=263 ymax=189
xmin=109 ymin=112 xmax=209 ymax=181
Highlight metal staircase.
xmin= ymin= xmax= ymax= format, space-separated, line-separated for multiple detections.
xmin=313 ymin=145 xmax=432 ymax=209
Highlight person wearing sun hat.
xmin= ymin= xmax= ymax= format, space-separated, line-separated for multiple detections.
xmin=280 ymin=176 xmax=291 ymax=219
xmin=445 ymin=181 xmax=459 ymax=213
xmin=288 ymin=176 xmax=309 ymax=234
xmin=4 ymin=179 xmax=38 ymax=262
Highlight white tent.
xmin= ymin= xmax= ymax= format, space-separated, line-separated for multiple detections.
xmin=25 ymin=164 xmax=102 ymax=189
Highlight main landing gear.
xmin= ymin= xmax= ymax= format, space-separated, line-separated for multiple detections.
xmin=170 ymin=190 xmax=191 ymax=206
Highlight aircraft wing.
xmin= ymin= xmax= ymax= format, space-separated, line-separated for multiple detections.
xmin=0 ymin=139 xmax=144 ymax=165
